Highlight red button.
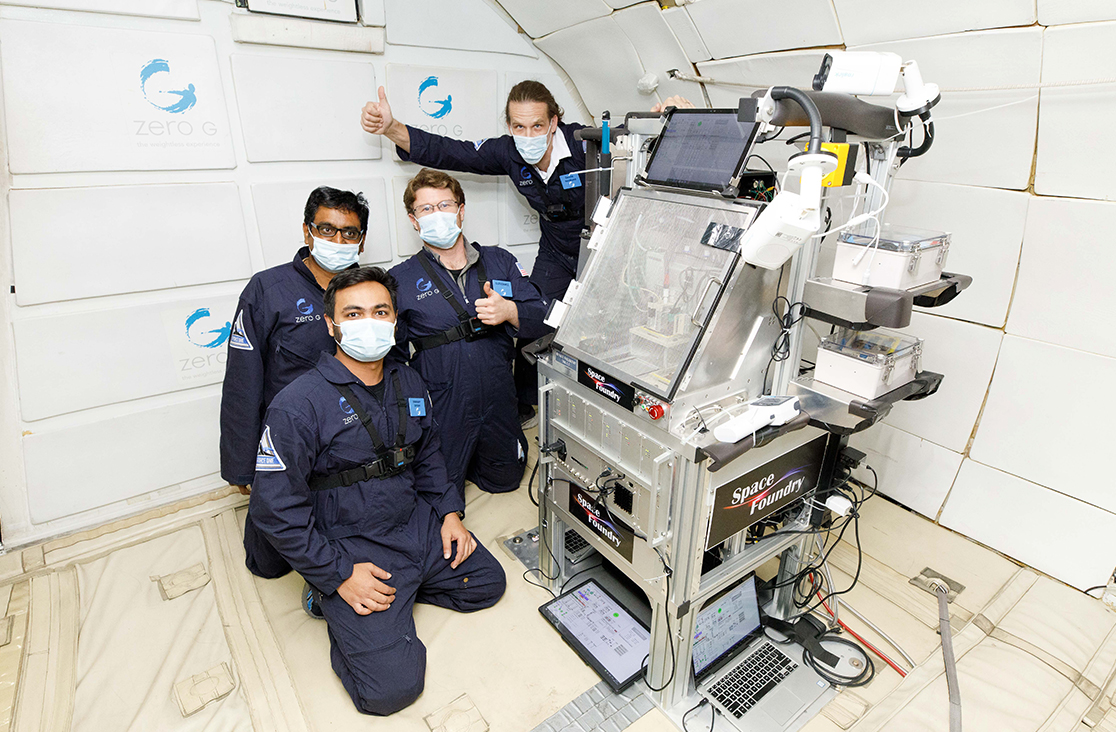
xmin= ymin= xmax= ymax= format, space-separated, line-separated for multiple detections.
xmin=647 ymin=404 xmax=664 ymax=420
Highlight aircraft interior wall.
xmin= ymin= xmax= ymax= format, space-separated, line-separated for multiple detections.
xmin=1 ymin=0 xmax=1114 ymax=593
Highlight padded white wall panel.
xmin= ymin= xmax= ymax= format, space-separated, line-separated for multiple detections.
xmin=24 ymin=393 xmax=220 ymax=524
xmin=881 ymin=313 xmax=1002 ymax=453
xmin=685 ymin=0 xmax=842 ymax=60
xmin=613 ymin=3 xmax=705 ymax=104
xmin=662 ymin=7 xmax=711 ymax=64
xmin=1035 ymin=22 xmax=1116 ymax=200
xmin=887 ymin=180 xmax=1028 ymax=328
xmin=1038 ymin=1 xmax=1116 ymax=25
xmin=251 ymin=178 xmax=392 ymax=270
xmin=231 ymin=54 xmax=380 ymax=163
xmin=849 ymin=424 xmax=962 ymax=519
xmin=391 ymin=174 xmax=499 ymax=259
xmin=1009 ymin=197 xmax=1116 ymax=356
xmin=492 ymin=0 xmax=611 ymax=39
xmin=359 ymin=0 xmax=386 ymax=26
xmin=536 ymin=17 xmax=656 ymax=118
xmin=500 ymin=180 xmax=542 ymax=247
xmin=970 ymin=336 xmax=1116 ymax=514
xmin=832 ymin=0 xmax=1034 ymax=46
xmin=386 ymin=65 xmax=501 ymax=153
xmin=940 ymin=460 xmax=1116 ymax=591
xmin=0 ymin=20 xmax=235 ymax=174
xmin=852 ymin=28 xmax=1042 ymax=190
xmin=0 ymin=0 xmax=198 ymax=18
xmin=603 ymin=0 xmax=642 ymax=7
xmin=13 ymin=293 xmax=240 ymax=421
xmin=10 ymin=184 xmax=251 ymax=306
xmin=384 ymin=0 xmax=537 ymax=57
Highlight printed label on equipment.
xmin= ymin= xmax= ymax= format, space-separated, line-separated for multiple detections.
xmin=706 ymin=434 xmax=828 ymax=549
xmin=568 ymin=485 xmax=635 ymax=561
xmin=555 ymin=351 xmax=577 ymax=372
xmin=577 ymin=361 xmax=636 ymax=410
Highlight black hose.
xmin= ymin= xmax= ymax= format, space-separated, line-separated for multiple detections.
xmin=770 ymin=86 xmax=824 ymax=157
xmin=899 ymin=113 xmax=935 ymax=160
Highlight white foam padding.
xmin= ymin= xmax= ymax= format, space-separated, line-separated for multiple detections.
xmin=851 ymin=27 xmax=1042 ymax=190
xmin=941 ymin=459 xmax=1116 ymax=591
xmin=536 ymin=16 xmax=656 ymax=118
xmin=887 ymin=180 xmax=1028 ymax=328
xmin=72 ymin=526 xmax=252 ymax=729
xmin=250 ymin=178 xmax=392 ymax=270
xmin=970 ymin=335 xmax=1116 ymax=514
xmin=500 ymin=179 xmax=543 ymax=247
xmin=1038 ymin=0 xmax=1116 ymax=25
xmin=1035 ymin=21 xmax=1116 ymax=200
xmin=849 ymin=423 xmax=962 ymax=519
xmin=25 ymin=393 xmax=220 ymax=523
xmin=230 ymin=54 xmax=379 ymax=163
xmin=685 ymin=0 xmax=842 ymax=60
xmin=503 ymin=71 xmax=590 ymax=126
xmin=385 ymin=0 xmax=537 ymax=57
xmin=386 ymin=64 xmax=501 ymax=157
xmin=697 ymin=49 xmax=831 ymax=106
xmin=879 ymin=312 xmax=1002 ymax=453
xmin=0 ymin=19 xmax=235 ymax=174
xmin=10 ymin=184 xmax=250 ymax=307
xmin=603 ymin=0 xmax=642 ymax=7
xmin=613 ymin=3 xmax=707 ymax=103
xmin=492 ymin=0 xmax=611 ymax=39
xmin=0 ymin=0 xmax=198 ymax=18
xmin=245 ymin=0 xmax=355 ymax=21
xmin=1009 ymin=196 xmax=1116 ymax=356
xmin=390 ymin=174 xmax=500 ymax=259
xmin=13 ymin=292 xmax=240 ymax=422
xmin=832 ymin=0 xmax=1034 ymax=46
xmin=360 ymin=0 xmax=385 ymax=25
xmin=662 ymin=7 xmax=711 ymax=63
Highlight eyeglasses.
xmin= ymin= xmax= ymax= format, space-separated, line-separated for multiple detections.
xmin=412 ymin=201 xmax=460 ymax=217
xmin=308 ymin=221 xmax=364 ymax=242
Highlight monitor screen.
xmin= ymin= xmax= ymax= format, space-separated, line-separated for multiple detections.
xmin=692 ymin=574 xmax=763 ymax=679
xmin=644 ymin=109 xmax=759 ymax=192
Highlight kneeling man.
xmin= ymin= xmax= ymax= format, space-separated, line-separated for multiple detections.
xmin=245 ymin=266 xmax=506 ymax=715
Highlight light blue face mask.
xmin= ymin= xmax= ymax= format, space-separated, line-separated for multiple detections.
xmin=417 ymin=211 xmax=462 ymax=249
xmin=513 ymin=126 xmax=552 ymax=165
xmin=336 ymin=317 xmax=395 ymax=363
xmin=310 ymin=235 xmax=361 ymax=272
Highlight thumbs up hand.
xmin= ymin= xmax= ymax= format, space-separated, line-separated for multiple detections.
xmin=475 ymin=281 xmax=519 ymax=329
xmin=361 ymin=86 xmax=394 ymax=135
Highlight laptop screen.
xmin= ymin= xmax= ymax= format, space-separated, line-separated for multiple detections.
xmin=692 ymin=574 xmax=763 ymax=679
xmin=643 ymin=109 xmax=759 ymax=193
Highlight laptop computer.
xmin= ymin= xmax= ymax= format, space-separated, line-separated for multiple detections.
xmin=642 ymin=108 xmax=761 ymax=196
xmin=540 ymin=579 xmax=651 ymax=692
xmin=692 ymin=574 xmax=831 ymax=731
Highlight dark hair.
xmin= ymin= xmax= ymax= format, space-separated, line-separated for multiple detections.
xmin=505 ymin=80 xmax=563 ymax=125
xmin=304 ymin=186 xmax=370 ymax=232
xmin=324 ymin=266 xmax=398 ymax=320
xmin=403 ymin=168 xmax=466 ymax=214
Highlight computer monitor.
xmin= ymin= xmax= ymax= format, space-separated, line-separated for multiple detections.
xmin=643 ymin=108 xmax=760 ymax=194
xmin=692 ymin=574 xmax=764 ymax=682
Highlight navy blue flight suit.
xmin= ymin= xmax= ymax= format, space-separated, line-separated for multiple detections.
xmin=399 ymin=124 xmax=587 ymax=405
xmin=220 ymin=246 xmax=344 ymax=486
xmin=389 ymin=244 xmax=548 ymax=499
xmin=245 ymin=353 xmax=506 ymax=716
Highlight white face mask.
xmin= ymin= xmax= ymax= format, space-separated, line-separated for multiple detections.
xmin=417 ymin=211 xmax=462 ymax=249
xmin=310 ymin=236 xmax=361 ymax=272
xmin=513 ymin=124 xmax=553 ymax=165
xmin=336 ymin=318 xmax=395 ymax=363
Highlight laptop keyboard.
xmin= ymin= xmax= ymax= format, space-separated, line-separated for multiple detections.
xmin=707 ymin=643 xmax=798 ymax=719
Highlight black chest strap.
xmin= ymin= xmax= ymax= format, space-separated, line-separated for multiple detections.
xmin=309 ymin=372 xmax=415 ymax=491
xmin=412 ymin=250 xmax=495 ymax=353
xmin=525 ymin=145 xmax=580 ymax=222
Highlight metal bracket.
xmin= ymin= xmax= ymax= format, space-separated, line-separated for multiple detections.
xmin=909 ymin=567 xmax=965 ymax=603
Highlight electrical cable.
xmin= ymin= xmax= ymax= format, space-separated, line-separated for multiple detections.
xmin=816 ymin=592 xmax=908 ymax=677
xmin=682 ymin=699 xmax=715 ymax=732
xmin=641 ymin=552 xmax=677 ymax=692
xmin=1085 ymin=585 xmax=1108 ymax=597
xmin=802 ymin=631 xmax=875 ymax=687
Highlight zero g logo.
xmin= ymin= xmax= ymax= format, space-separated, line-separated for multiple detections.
xmin=140 ymin=59 xmax=197 ymax=114
xmin=518 ymin=165 xmax=534 ymax=187
xmin=416 ymin=278 xmax=433 ymax=293
xmin=294 ymin=297 xmax=321 ymax=324
xmin=418 ymin=76 xmax=452 ymax=119
xmin=185 ymin=308 xmax=230 ymax=349
xmin=339 ymin=397 xmax=359 ymax=424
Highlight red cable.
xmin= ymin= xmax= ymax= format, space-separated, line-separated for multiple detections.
xmin=805 ymin=573 xmax=908 ymax=678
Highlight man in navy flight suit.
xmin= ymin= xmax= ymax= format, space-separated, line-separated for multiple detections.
xmin=389 ymin=168 xmax=549 ymax=500
xmin=245 ymin=266 xmax=506 ymax=715
xmin=362 ymin=80 xmax=584 ymax=428
xmin=220 ymin=186 xmax=369 ymax=495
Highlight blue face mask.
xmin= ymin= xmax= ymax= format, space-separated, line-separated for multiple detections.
xmin=310 ymin=235 xmax=360 ymax=272
xmin=417 ymin=211 xmax=462 ymax=249
xmin=513 ymin=126 xmax=552 ymax=165
xmin=336 ymin=317 xmax=395 ymax=363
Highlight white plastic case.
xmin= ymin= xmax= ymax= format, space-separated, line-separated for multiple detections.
xmin=833 ymin=224 xmax=950 ymax=290
xmin=814 ymin=328 xmax=922 ymax=400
